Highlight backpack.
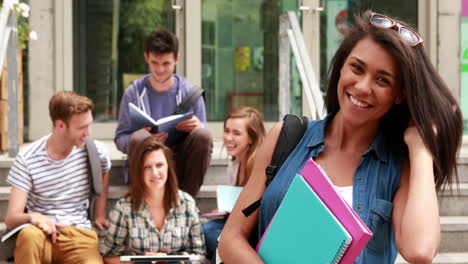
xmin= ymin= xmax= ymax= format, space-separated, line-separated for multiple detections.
xmin=242 ymin=114 xmax=309 ymax=218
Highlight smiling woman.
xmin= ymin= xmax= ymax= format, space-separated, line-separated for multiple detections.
xmin=99 ymin=137 xmax=206 ymax=264
xmin=218 ymin=10 xmax=463 ymax=264
xmin=202 ymin=106 xmax=266 ymax=261
xmin=336 ymin=37 xmax=404 ymax=132
xmin=222 ymin=107 xmax=266 ymax=187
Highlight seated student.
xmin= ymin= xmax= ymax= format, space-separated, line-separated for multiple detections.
xmin=5 ymin=91 xmax=111 ymax=264
xmin=114 ymin=28 xmax=212 ymax=198
xmin=202 ymin=107 xmax=266 ymax=261
xmin=99 ymin=137 xmax=206 ymax=264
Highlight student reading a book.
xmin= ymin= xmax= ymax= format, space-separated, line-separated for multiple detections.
xmin=99 ymin=137 xmax=206 ymax=264
xmin=218 ymin=11 xmax=463 ymax=264
xmin=202 ymin=107 xmax=266 ymax=260
xmin=114 ymin=28 xmax=212 ymax=197
xmin=4 ymin=91 xmax=112 ymax=264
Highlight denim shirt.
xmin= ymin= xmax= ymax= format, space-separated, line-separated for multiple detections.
xmin=258 ymin=115 xmax=405 ymax=264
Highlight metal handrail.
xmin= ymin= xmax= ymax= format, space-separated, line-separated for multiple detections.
xmin=0 ymin=7 xmax=11 ymax=72
xmin=287 ymin=28 xmax=317 ymax=118
xmin=288 ymin=11 xmax=326 ymax=120
xmin=278 ymin=11 xmax=326 ymax=121
xmin=0 ymin=6 xmax=19 ymax=157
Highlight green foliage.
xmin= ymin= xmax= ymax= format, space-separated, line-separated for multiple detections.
xmin=1 ymin=0 xmax=34 ymax=50
xmin=118 ymin=0 xmax=175 ymax=73
xmin=16 ymin=11 xmax=30 ymax=49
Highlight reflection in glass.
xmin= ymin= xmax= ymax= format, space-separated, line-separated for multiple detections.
xmin=73 ymin=0 xmax=175 ymax=121
xmin=202 ymin=0 xmax=299 ymax=121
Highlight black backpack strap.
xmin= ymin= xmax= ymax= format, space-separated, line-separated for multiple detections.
xmin=242 ymin=199 xmax=261 ymax=217
xmin=242 ymin=114 xmax=308 ymax=217
xmin=174 ymin=86 xmax=204 ymax=114
xmin=265 ymin=115 xmax=308 ymax=185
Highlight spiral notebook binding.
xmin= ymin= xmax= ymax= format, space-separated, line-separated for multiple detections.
xmin=332 ymin=237 xmax=352 ymax=264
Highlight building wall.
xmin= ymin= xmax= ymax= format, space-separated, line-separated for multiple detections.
xmin=28 ymin=0 xmax=55 ymax=140
xmin=438 ymin=0 xmax=461 ymax=99
xmin=29 ymin=0 xmax=73 ymax=140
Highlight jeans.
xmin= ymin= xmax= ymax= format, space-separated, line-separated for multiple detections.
xmin=202 ymin=219 xmax=226 ymax=261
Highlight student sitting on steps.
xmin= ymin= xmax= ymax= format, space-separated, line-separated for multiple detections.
xmin=203 ymin=106 xmax=266 ymax=261
xmin=100 ymin=137 xmax=206 ymax=264
xmin=5 ymin=91 xmax=111 ymax=264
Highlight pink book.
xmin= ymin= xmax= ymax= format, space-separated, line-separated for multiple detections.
xmin=300 ymin=158 xmax=373 ymax=264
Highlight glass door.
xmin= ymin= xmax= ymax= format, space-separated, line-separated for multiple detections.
xmin=201 ymin=0 xmax=301 ymax=121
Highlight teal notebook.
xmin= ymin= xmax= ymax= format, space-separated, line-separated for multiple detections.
xmin=257 ymin=174 xmax=352 ymax=264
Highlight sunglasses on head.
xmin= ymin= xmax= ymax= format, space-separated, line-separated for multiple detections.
xmin=369 ymin=12 xmax=423 ymax=47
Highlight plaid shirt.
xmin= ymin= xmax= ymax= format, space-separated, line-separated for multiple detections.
xmin=99 ymin=190 xmax=206 ymax=262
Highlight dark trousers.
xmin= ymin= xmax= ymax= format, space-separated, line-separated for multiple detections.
xmin=202 ymin=218 xmax=226 ymax=261
xmin=129 ymin=127 xmax=213 ymax=197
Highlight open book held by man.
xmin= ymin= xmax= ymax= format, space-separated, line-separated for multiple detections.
xmin=128 ymin=102 xmax=193 ymax=146
xmin=114 ymin=29 xmax=213 ymax=198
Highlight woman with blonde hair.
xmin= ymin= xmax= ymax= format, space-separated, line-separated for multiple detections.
xmin=203 ymin=106 xmax=266 ymax=260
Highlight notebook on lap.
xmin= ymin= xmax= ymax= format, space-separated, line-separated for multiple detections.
xmin=120 ymin=254 xmax=200 ymax=263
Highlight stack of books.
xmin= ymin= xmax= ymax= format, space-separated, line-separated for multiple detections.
xmin=256 ymin=159 xmax=373 ymax=264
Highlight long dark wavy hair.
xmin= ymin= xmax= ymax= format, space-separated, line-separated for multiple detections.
xmin=325 ymin=11 xmax=463 ymax=192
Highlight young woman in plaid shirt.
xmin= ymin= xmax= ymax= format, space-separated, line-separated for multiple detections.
xmin=99 ymin=137 xmax=206 ymax=263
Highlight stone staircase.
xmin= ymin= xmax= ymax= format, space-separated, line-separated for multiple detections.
xmin=0 ymin=140 xmax=467 ymax=263
xmin=395 ymin=154 xmax=468 ymax=263
xmin=0 ymin=140 xmax=229 ymax=262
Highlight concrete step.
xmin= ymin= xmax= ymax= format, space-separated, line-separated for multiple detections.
xmin=439 ymin=216 xmax=468 ymax=252
xmin=458 ymin=158 xmax=468 ymax=183
xmin=0 ymin=217 xmax=467 ymax=261
xmin=439 ymin=184 xmax=468 ymax=216
xmin=396 ymin=252 xmax=468 ymax=264
xmin=0 ymin=157 xmax=231 ymax=187
xmin=0 ymin=223 xmax=14 ymax=262
xmin=1 ymin=139 xmax=468 ymax=186
xmin=0 ymin=198 xmax=466 ymax=251
xmin=0 ymin=139 xmax=231 ymax=186
xmin=10 ymin=183 xmax=468 ymax=222
xmin=0 ymin=184 xmax=218 ymax=222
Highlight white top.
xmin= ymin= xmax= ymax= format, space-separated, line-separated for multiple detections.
xmin=7 ymin=135 xmax=112 ymax=229
xmin=319 ymin=162 xmax=354 ymax=207
xmin=226 ymin=159 xmax=240 ymax=186
xmin=334 ymin=185 xmax=353 ymax=208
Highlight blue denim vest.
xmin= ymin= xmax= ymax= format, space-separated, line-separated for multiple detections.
xmin=258 ymin=115 xmax=405 ymax=264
